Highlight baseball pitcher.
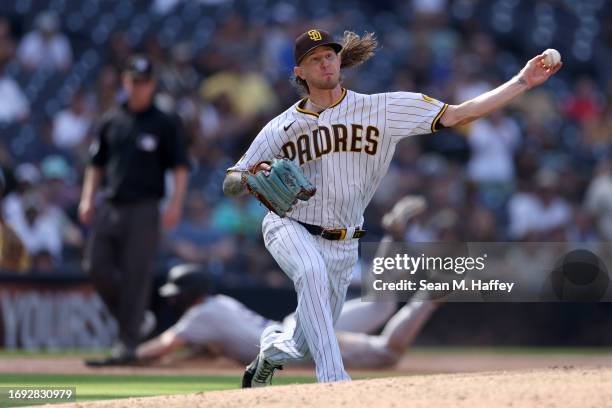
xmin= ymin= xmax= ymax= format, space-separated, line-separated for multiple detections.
xmin=223 ymin=28 xmax=562 ymax=385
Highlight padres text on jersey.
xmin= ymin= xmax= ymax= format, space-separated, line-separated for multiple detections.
xmin=229 ymin=89 xmax=447 ymax=228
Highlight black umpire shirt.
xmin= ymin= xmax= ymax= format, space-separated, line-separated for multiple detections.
xmin=89 ymin=102 xmax=189 ymax=203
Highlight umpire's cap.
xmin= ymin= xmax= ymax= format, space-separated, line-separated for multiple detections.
xmin=159 ymin=264 xmax=211 ymax=298
xmin=294 ymin=29 xmax=343 ymax=65
xmin=124 ymin=54 xmax=154 ymax=80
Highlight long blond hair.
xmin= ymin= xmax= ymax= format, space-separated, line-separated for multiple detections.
xmin=293 ymin=31 xmax=378 ymax=95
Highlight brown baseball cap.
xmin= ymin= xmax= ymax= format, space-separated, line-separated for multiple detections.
xmin=294 ymin=29 xmax=343 ymax=65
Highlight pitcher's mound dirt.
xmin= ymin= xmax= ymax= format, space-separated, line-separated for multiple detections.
xmin=54 ymin=366 xmax=612 ymax=408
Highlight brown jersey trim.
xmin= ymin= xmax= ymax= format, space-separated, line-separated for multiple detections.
xmin=296 ymin=100 xmax=320 ymax=117
xmin=295 ymin=88 xmax=347 ymax=117
xmin=431 ymin=103 xmax=448 ymax=133
xmin=328 ymin=87 xmax=347 ymax=109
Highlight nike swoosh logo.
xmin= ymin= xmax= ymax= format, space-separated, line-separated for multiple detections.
xmin=284 ymin=120 xmax=296 ymax=131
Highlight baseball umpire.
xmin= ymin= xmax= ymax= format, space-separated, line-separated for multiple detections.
xmin=79 ymin=54 xmax=190 ymax=365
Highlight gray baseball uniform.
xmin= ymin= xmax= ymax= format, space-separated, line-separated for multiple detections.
xmin=171 ymin=295 xmax=437 ymax=368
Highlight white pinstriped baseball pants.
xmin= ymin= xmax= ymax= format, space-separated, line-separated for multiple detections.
xmin=260 ymin=212 xmax=358 ymax=382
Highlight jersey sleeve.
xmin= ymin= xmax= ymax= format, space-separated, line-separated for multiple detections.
xmin=89 ymin=117 xmax=110 ymax=167
xmin=162 ymin=113 xmax=191 ymax=170
xmin=171 ymin=306 xmax=217 ymax=344
xmin=227 ymin=121 xmax=281 ymax=172
xmin=385 ymin=92 xmax=448 ymax=141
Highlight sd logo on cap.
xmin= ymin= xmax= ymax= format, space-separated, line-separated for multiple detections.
xmin=308 ymin=30 xmax=322 ymax=41
xmin=294 ymin=29 xmax=343 ymax=65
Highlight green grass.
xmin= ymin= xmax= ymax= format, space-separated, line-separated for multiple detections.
xmin=0 ymin=373 xmax=315 ymax=406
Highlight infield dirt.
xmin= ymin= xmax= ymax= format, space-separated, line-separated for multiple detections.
xmin=45 ymin=366 xmax=611 ymax=408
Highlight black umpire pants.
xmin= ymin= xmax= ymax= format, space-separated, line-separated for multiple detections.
xmin=83 ymin=199 xmax=160 ymax=351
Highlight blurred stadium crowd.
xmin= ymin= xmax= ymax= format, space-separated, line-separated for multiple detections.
xmin=0 ymin=0 xmax=611 ymax=287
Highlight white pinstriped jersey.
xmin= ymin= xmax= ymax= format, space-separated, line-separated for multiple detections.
xmin=230 ymin=88 xmax=447 ymax=228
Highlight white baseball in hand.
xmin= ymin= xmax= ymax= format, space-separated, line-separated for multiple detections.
xmin=542 ymin=49 xmax=561 ymax=67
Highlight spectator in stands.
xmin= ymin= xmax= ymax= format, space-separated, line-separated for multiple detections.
xmin=199 ymin=91 xmax=250 ymax=143
xmin=454 ymin=72 xmax=492 ymax=106
xmin=465 ymin=205 xmax=498 ymax=241
xmin=508 ymin=168 xmax=572 ymax=240
xmin=582 ymin=104 xmax=612 ymax=155
xmin=151 ymin=0 xmax=181 ymax=16
xmin=566 ymin=206 xmax=598 ymax=242
xmin=411 ymin=0 xmax=447 ymax=19
xmin=199 ymin=58 xmax=279 ymax=120
xmin=159 ymin=43 xmax=200 ymax=98
xmin=40 ymin=155 xmax=81 ymax=212
xmin=174 ymin=90 xmax=221 ymax=144
xmin=143 ymin=35 xmax=169 ymax=81
xmin=52 ymin=90 xmax=92 ymax=151
xmin=16 ymin=11 xmax=73 ymax=72
xmin=9 ymin=191 xmax=62 ymax=261
xmin=510 ymin=88 xmax=559 ymax=126
xmin=165 ymin=190 xmax=235 ymax=268
xmin=96 ymin=65 xmax=121 ymax=113
xmin=0 ymin=168 xmax=29 ymax=273
xmin=38 ymin=155 xmax=84 ymax=261
xmin=0 ymin=56 xmax=29 ymax=123
xmin=108 ymin=31 xmax=132 ymax=72
xmin=467 ymin=111 xmax=521 ymax=185
xmin=259 ymin=13 xmax=295 ymax=81
xmin=584 ymin=159 xmax=612 ymax=241
xmin=31 ymin=249 xmax=55 ymax=273
xmin=8 ymin=186 xmax=82 ymax=264
xmin=23 ymin=117 xmax=67 ymax=163
xmin=2 ymin=163 xmax=41 ymax=225
xmin=0 ymin=147 xmax=16 ymax=195
xmin=563 ymin=76 xmax=603 ymax=125
xmin=0 ymin=17 xmax=15 ymax=62
xmin=210 ymin=194 xmax=266 ymax=238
